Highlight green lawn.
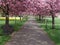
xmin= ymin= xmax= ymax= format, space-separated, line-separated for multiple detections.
xmin=0 ymin=17 xmax=27 ymax=45
xmin=36 ymin=17 xmax=60 ymax=45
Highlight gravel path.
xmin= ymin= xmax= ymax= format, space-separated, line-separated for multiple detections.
xmin=5 ymin=16 xmax=55 ymax=45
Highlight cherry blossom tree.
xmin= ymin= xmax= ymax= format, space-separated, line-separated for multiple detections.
xmin=45 ymin=0 xmax=60 ymax=29
xmin=0 ymin=0 xmax=60 ymax=34
xmin=27 ymin=0 xmax=60 ymax=29
xmin=0 ymin=0 xmax=27 ymax=25
xmin=0 ymin=0 xmax=28 ymax=34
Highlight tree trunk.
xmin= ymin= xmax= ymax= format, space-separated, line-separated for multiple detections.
xmin=20 ymin=17 xmax=21 ymax=21
xmin=41 ymin=16 xmax=43 ymax=20
xmin=5 ymin=4 xmax=9 ymax=26
xmin=5 ymin=15 xmax=9 ymax=25
xmin=15 ymin=16 xmax=16 ymax=24
xmin=39 ymin=15 xmax=41 ymax=20
xmin=52 ymin=14 xmax=55 ymax=29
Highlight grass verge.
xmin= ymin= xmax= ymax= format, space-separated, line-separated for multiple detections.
xmin=0 ymin=17 xmax=28 ymax=45
xmin=36 ymin=17 xmax=60 ymax=45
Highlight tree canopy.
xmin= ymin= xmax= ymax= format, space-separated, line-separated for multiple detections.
xmin=0 ymin=0 xmax=60 ymax=16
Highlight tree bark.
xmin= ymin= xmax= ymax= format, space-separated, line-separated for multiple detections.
xmin=5 ymin=15 xmax=9 ymax=25
xmin=20 ymin=17 xmax=21 ymax=21
xmin=5 ymin=4 xmax=9 ymax=25
xmin=52 ymin=14 xmax=55 ymax=29
xmin=39 ymin=15 xmax=41 ymax=20
xmin=15 ymin=16 xmax=16 ymax=24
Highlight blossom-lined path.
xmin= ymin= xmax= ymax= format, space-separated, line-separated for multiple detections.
xmin=5 ymin=16 xmax=55 ymax=45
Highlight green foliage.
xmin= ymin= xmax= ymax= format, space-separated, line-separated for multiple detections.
xmin=0 ymin=17 xmax=27 ymax=45
xmin=0 ymin=36 xmax=10 ymax=45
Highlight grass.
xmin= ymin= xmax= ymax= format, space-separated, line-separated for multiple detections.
xmin=36 ymin=17 xmax=60 ymax=45
xmin=0 ymin=17 xmax=28 ymax=45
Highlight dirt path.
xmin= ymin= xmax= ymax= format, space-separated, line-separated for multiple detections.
xmin=5 ymin=16 xmax=55 ymax=45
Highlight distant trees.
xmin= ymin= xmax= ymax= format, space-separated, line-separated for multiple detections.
xmin=26 ymin=0 xmax=60 ymax=29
